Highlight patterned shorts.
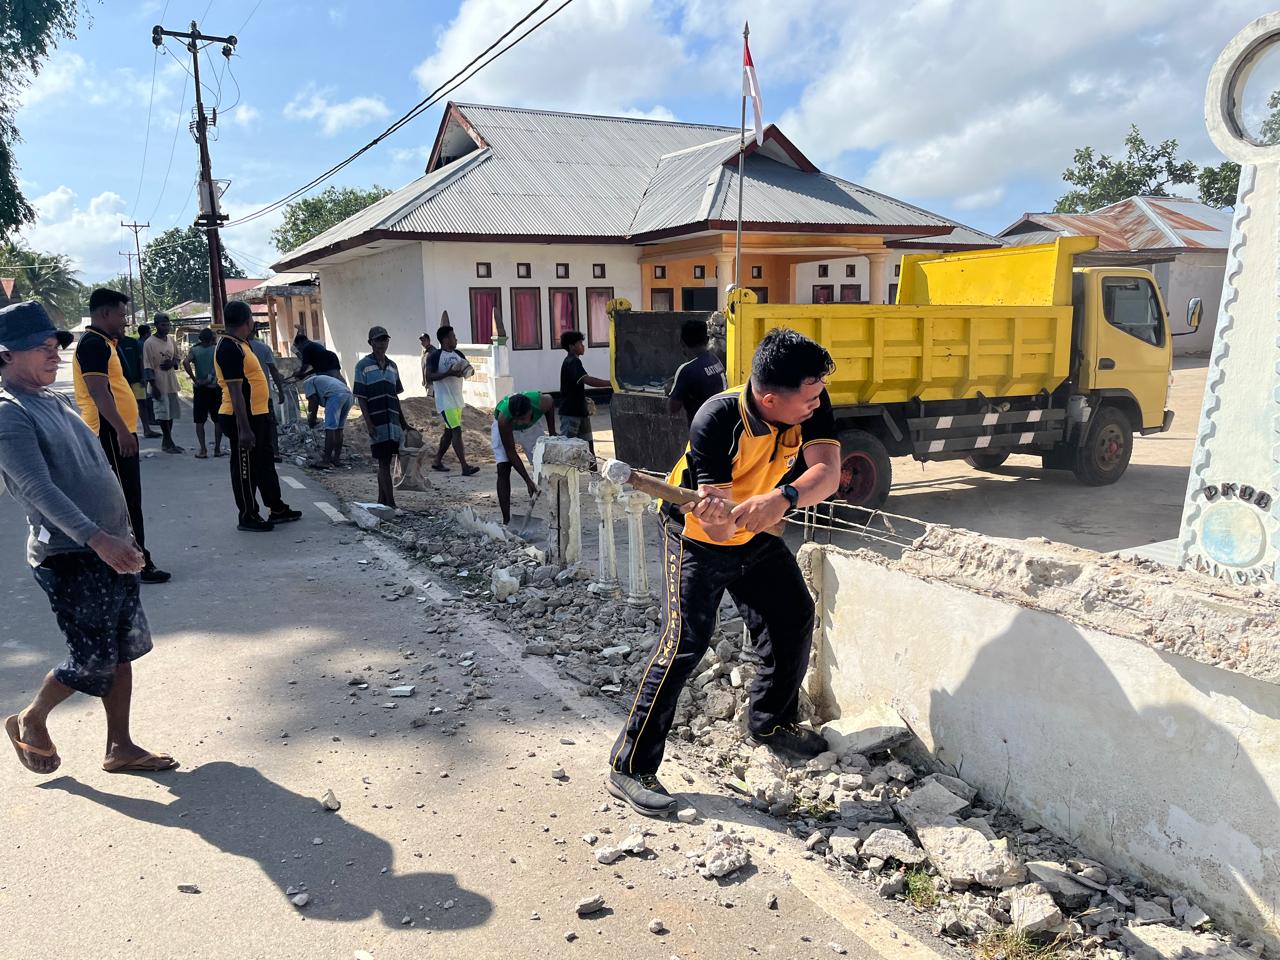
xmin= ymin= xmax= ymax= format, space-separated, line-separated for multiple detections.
xmin=32 ymin=552 xmax=152 ymax=697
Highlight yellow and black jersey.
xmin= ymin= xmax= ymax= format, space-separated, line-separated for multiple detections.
xmin=214 ymin=335 xmax=270 ymax=417
xmin=72 ymin=326 xmax=139 ymax=436
xmin=667 ymin=384 xmax=839 ymax=546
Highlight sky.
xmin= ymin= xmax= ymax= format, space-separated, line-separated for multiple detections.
xmin=11 ymin=0 xmax=1278 ymax=282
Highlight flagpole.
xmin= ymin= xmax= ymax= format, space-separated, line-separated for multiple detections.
xmin=734 ymin=21 xmax=748 ymax=303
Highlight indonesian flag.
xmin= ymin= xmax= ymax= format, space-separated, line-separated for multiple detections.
xmin=742 ymin=33 xmax=764 ymax=146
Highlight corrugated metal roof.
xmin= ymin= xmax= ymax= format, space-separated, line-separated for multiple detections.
xmin=275 ymin=102 xmax=993 ymax=268
xmin=999 ymin=197 xmax=1230 ymax=252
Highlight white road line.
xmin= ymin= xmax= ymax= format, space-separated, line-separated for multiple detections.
xmin=313 ymin=500 xmax=346 ymax=523
xmin=282 ymin=475 xmax=305 ymax=489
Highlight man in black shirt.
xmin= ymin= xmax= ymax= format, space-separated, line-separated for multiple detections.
xmin=558 ymin=330 xmax=609 ymax=454
xmin=292 ymin=325 xmax=344 ymax=382
xmin=667 ymin=319 xmax=727 ymax=425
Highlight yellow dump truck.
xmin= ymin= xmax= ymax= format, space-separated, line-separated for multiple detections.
xmin=724 ymin=236 xmax=1198 ymax=507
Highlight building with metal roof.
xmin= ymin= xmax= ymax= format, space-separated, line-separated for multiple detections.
xmin=1000 ymin=196 xmax=1229 ymax=354
xmin=274 ymin=101 xmax=1001 ymax=394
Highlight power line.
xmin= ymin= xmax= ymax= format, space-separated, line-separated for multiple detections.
xmin=147 ymin=59 xmax=190 ymax=223
xmin=130 ymin=49 xmax=162 ymax=219
xmin=222 ymin=0 xmax=573 ymax=229
xmin=236 ymin=0 xmax=264 ymax=34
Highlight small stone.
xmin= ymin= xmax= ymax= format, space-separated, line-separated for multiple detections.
xmin=551 ymin=767 xmax=568 ymax=780
xmin=829 ymin=943 xmax=848 ymax=955
xmin=617 ymin=833 xmax=648 ymax=855
xmin=883 ymin=760 xmax=915 ymax=782
xmin=765 ymin=891 xmax=779 ymax=910
xmin=648 ymin=918 xmax=665 ymax=934
xmin=581 ymin=833 xmax=598 ymax=845
xmin=1108 ymin=885 xmax=1132 ymax=907
xmin=1120 ymin=925 xmax=1255 ymax=960
xmin=1133 ymin=897 xmax=1176 ymax=926
xmin=877 ymin=872 xmax=907 ymax=899
xmin=575 ymin=894 xmax=605 ymax=916
xmin=1010 ymin=883 xmax=1065 ymax=934
xmin=594 ymin=847 xmax=624 ymax=865
xmin=564 ymin=931 xmax=578 ymax=942
xmin=291 ymin=893 xmax=311 ymax=908
xmin=559 ymin=737 xmax=576 ymax=745
xmin=321 ymin=789 xmax=341 ymax=811
xmin=860 ymin=828 xmax=928 ymax=866
xmin=177 ymin=883 xmax=200 ymax=894
xmin=676 ymin=807 xmax=698 ymax=824
xmin=312 ymin=837 xmax=324 ymax=845
xmin=389 ymin=685 xmax=416 ymax=697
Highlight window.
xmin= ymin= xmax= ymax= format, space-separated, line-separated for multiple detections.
xmin=751 ymin=265 xmax=762 ymax=280
xmin=469 ymin=287 xmax=502 ymax=343
xmin=586 ymin=287 xmax=613 ymax=347
xmin=555 ymin=263 xmax=569 ymax=279
xmin=548 ymin=287 xmax=579 ymax=343
xmin=888 ymin=282 xmax=899 ymax=304
xmin=517 ymin=262 xmax=531 ymax=279
xmin=812 ymin=284 xmax=834 ymax=304
xmin=1101 ymin=277 xmax=1164 ymax=346
xmin=693 ymin=264 xmax=705 ymax=280
xmin=310 ymin=310 xmax=321 ymax=339
xmin=817 ymin=264 xmax=829 ymax=278
xmin=894 ymin=263 xmax=901 ymax=278
xmin=840 ymin=283 xmax=862 ymax=303
xmin=651 ymin=287 xmax=674 ymax=311
xmin=510 ymin=287 xmax=542 ymax=350
xmin=653 ymin=265 xmax=666 ymax=280
xmin=592 ymin=263 xmax=606 ymax=279
xmin=476 ymin=261 xmax=492 ymax=278
xmin=845 ymin=263 xmax=857 ymax=278
xmin=748 ymin=286 xmax=769 ymax=304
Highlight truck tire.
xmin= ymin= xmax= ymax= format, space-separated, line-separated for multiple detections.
xmin=1072 ymin=405 xmax=1133 ymax=486
xmin=837 ymin=430 xmax=892 ymax=509
xmin=964 ymin=451 xmax=1010 ymax=471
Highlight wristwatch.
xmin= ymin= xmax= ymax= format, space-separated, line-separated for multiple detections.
xmin=780 ymin=483 xmax=800 ymax=513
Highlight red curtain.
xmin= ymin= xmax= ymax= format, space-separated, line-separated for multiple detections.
xmin=550 ymin=288 xmax=578 ymax=341
xmin=470 ymin=288 xmax=499 ymax=342
xmin=511 ymin=288 xmax=541 ymax=349
xmin=586 ymin=287 xmax=612 ymax=346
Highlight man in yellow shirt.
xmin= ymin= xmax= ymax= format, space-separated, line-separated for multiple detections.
xmin=608 ymin=328 xmax=841 ymax=816
xmin=214 ymin=301 xmax=301 ymax=532
xmin=73 ymin=289 xmax=170 ymax=583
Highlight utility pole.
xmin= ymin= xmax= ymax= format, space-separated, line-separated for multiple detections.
xmin=119 ymin=251 xmax=137 ymax=315
xmin=121 ymin=221 xmax=150 ymax=321
xmin=152 ymin=21 xmax=237 ymax=326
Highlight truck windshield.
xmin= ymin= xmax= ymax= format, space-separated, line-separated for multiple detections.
xmin=1101 ymin=277 xmax=1165 ymax=347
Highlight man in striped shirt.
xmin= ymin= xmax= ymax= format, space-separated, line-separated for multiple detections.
xmin=354 ymin=326 xmax=409 ymax=508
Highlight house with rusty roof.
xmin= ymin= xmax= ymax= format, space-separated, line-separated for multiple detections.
xmin=273 ymin=101 xmax=1000 ymax=395
xmin=1000 ymin=196 xmax=1230 ymax=354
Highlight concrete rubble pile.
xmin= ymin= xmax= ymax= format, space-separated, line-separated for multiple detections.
xmin=349 ymin=505 xmax=1269 ymax=960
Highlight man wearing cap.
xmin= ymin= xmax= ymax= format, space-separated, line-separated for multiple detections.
xmin=182 ymin=327 xmax=224 ymax=458
xmin=0 ymin=301 xmax=177 ymax=776
xmin=74 ymin=289 xmax=170 ymax=584
xmin=215 ymin=301 xmax=302 ymax=531
xmin=143 ymin=312 xmax=184 ymax=454
xmin=353 ymin=326 xmax=410 ymax=508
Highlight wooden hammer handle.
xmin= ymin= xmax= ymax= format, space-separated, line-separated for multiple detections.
xmin=624 ymin=470 xmax=786 ymax=537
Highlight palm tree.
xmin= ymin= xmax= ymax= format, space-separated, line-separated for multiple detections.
xmin=0 ymin=240 xmax=84 ymax=327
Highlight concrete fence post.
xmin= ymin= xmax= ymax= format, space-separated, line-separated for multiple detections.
xmin=591 ymin=477 xmax=621 ymax=590
xmin=623 ymin=489 xmax=653 ymax=605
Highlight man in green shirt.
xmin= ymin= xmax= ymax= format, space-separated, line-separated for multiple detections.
xmin=492 ymin=390 xmax=556 ymax=524
xmin=182 ymin=328 xmax=224 ymax=458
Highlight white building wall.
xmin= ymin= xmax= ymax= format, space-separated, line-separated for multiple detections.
xmin=421 ymin=240 xmax=641 ymax=397
xmin=316 ymin=243 xmax=426 ymax=384
xmin=1158 ymin=251 xmax=1227 ymax=356
xmin=793 ymin=254 xmax=912 ymax=304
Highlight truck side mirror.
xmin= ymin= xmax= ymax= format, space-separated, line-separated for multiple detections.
xmin=1186 ymin=297 xmax=1203 ymax=331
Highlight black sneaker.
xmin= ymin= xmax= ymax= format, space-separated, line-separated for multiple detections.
xmin=140 ymin=565 xmax=172 ymax=584
xmin=606 ymin=770 xmax=677 ymax=818
xmin=268 ymin=507 xmax=302 ymax=523
xmin=746 ymin=723 xmax=828 ymax=763
xmin=237 ymin=515 xmax=275 ymax=532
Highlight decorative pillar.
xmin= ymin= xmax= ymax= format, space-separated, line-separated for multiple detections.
xmin=1178 ymin=13 xmax=1280 ymax=586
xmin=591 ymin=477 xmax=621 ymax=590
xmin=715 ymin=252 xmax=736 ymax=308
xmin=867 ymin=253 xmax=889 ymax=305
xmin=531 ymin=436 xmax=593 ymax=569
xmin=623 ymin=489 xmax=653 ymax=605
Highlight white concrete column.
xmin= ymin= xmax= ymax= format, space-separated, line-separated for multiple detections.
xmin=787 ymin=260 xmax=800 ymax=302
xmin=591 ymin=477 xmax=621 ymax=589
xmin=622 ymin=489 xmax=653 ymax=605
xmin=715 ymin=252 xmax=736 ymax=308
xmin=867 ymin=253 xmax=890 ymax=305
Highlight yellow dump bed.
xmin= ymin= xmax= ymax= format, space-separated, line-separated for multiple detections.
xmin=726 ymin=237 xmax=1096 ymax=406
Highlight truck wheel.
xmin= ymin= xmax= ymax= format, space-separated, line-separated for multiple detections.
xmin=1072 ymin=406 xmax=1132 ymax=485
xmin=837 ymin=430 xmax=892 ymax=508
xmin=964 ymin=451 xmax=1010 ymax=472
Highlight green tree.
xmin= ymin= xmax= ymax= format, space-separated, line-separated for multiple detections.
xmin=270 ymin=184 xmax=392 ymax=253
xmin=1198 ymin=161 xmax=1240 ymax=209
xmin=0 ymin=240 xmax=84 ymax=327
xmin=143 ymin=226 xmax=245 ymax=310
xmin=0 ymin=1 xmax=86 ymax=239
xmin=1054 ymin=125 xmax=1197 ymax=213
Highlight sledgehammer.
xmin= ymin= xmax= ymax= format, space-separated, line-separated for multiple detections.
xmin=599 ymin=458 xmax=787 ymax=536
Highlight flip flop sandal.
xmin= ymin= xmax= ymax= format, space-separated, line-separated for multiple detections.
xmin=103 ymin=751 xmax=179 ymax=773
xmin=5 ymin=714 xmax=58 ymax=774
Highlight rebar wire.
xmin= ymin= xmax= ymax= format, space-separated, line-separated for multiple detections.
xmin=785 ymin=500 xmax=939 ymax=555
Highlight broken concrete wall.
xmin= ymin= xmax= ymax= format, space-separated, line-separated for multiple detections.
xmin=803 ymin=541 xmax=1280 ymax=950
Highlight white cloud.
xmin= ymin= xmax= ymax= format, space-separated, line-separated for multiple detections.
xmin=20 ymin=52 xmax=86 ymax=108
xmin=219 ymin=200 xmax=288 ymax=276
xmin=413 ymin=0 xmax=696 ymax=116
xmin=953 ymin=186 xmax=1007 ymax=211
xmin=390 ymin=144 xmax=432 ymax=166
xmin=18 ymin=49 xmax=182 ymax=117
xmin=224 ymin=104 xmax=262 ymax=129
xmin=19 ymin=187 xmax=129 ymax=280
xmin=284 ymin=85 xmax=391 ymax=137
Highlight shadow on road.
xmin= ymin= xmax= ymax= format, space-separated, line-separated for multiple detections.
xmin=39 ymin=761 xmax=493 ymax=931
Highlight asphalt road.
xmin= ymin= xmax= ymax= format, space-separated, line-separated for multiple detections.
xmin=0 ymin=361 xmax=927 ymax=959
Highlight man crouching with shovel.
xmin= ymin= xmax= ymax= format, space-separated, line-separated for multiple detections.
xmin=607 ymin=328 xmax=841 ymax=816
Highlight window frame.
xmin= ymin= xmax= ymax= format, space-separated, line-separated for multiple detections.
xmin=651 ymin=287 xmax=674 ymax=311
xmin=555 ymin=262 xmax=570 ymax=279
xmin=585 ymin=286 xmax=614 ymax=348
xmin=508 ymin=286 xmax=543 ymax=351
xmin=750 ymin=265 xmax=763 ymax=280
xmin=653 ymin=265 xmax=666 ymax=280
xmin=747 ymin=286 xmax=769 ymax=304
xmin=516 ymin=262 xmax=531 ymax=279
xmin=475 ymin=261 xmax=492 ymax=279
xmin=812 ymin=284 xmax=835 ymax=304
xmin=548 ymin=286 xmax=580 ymax=345
xmin=845 ymin=263 xmax=857 ymax=278
xmin=693 ymin=264 xmax=705 ymax=280
xmin=840 ymin=283 xmax=862 ymax=303
xmin=1100 ymin=276 xmax=1166 ymax=347
xmin=592 ymin=263 xmax=606 ymax=279
xmin=817 ymin=264 xmax=829 ymax=278
xmin=468 ymin=286 xmax=502 ymax=343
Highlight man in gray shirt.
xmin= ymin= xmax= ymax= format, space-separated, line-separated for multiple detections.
xmin=0 ymin=301 xmax=177 ymax=776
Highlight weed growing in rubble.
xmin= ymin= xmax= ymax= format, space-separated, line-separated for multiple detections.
xmin=975 ymin=929 xmax=1070 ymax=960
xmin=903 ymin=868 xmax=938 ymax=909
xmin=790 ymin=796 xmax=835 ymax=819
